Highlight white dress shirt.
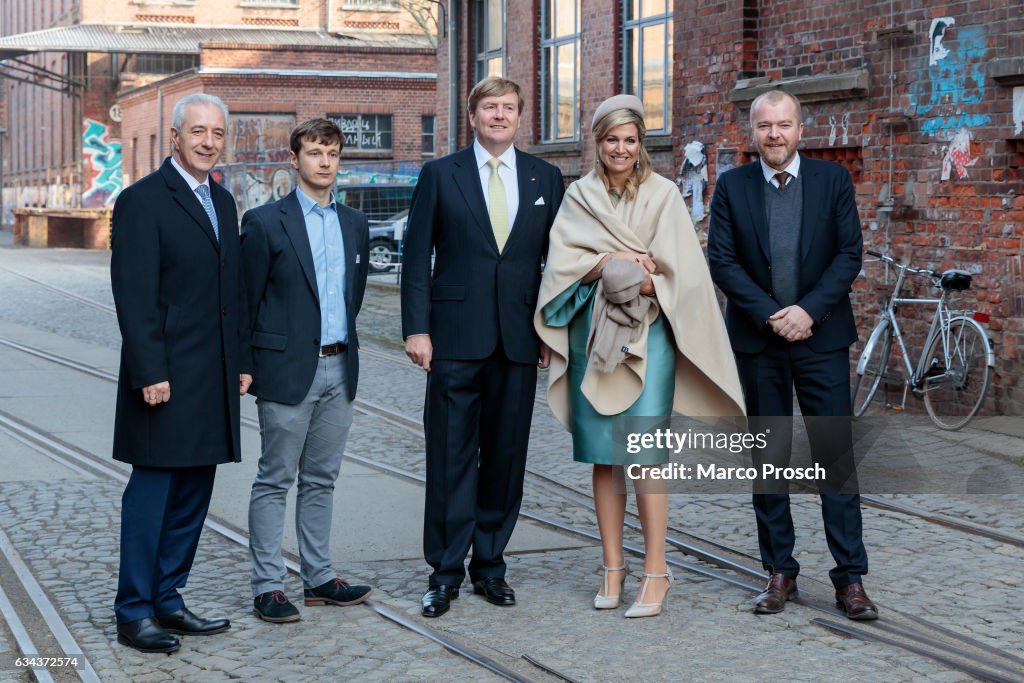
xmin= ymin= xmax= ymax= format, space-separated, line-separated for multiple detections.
xmin=473 ymin=139 xmax=519 ymax=232
xmin=760 ymin=154 xmax=801 ymax=189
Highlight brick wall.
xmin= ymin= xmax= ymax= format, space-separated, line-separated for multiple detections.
xmin=675 ymin=0 xmax=1024 ymax=413
xmin=436 ymin=0 xmax=1024 ymax=414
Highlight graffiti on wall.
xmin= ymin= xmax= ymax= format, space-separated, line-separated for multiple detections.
xmin=940 ymin=127 xmax=976 ymax=181
xmin=82 ymin=118 xmax=123 ymax=207
xmin=829 ymin=113 xmax=850 ymax=146
xmin=224 ymin=114 xmax=295 ymax=215
xmin=928 ymin=17 xmax=955 ymax=66
xmin=909 ymin=23 xmax=989 ymax=137
xmin=676 ymin=141 xmax=708 ymax=221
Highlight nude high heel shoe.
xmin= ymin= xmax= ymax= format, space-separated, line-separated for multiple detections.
xmin=593 ymin=563 xmax=628 ymax=609
xmin=624 ymin=567 xmax=673 ymax=618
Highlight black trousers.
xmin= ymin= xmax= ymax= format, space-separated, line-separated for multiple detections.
xmin=736 ymin=340 xmax=868 ymax=588
xmin=422 ymin=346 xmax=537 ymax=587
xmin=114 ymin=465 xmax=217 ymax=623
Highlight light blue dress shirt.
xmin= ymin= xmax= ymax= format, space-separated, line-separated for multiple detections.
xmin=296 ymin=188 xmax=348 ymax=345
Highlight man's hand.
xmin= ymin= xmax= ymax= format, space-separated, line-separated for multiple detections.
xmin=406 ymin=334 xmax=433 ymax=371
xmin=768 ymin=305 xmax=814 ymax=342
xmin=538 ymin=341 xmax=551 ymax=369
xmin=142 ymin=381 xmax=170 ymax=406
xmin=239 ymin=374 xmax=253 ymax=396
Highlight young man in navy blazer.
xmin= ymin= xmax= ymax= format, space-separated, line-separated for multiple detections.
xmin=708 ymin=90 xmax=878 ymax=620
xmin=402 ymin=77 xmax=565 ymax=617
xmin=240 ymin=118 xmax=371 ymax=623
xmin=111 ymin=93 xmax=251 ymax=653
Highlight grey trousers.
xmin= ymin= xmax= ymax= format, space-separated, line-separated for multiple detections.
xmin=249 ymin=354 xmax=353 ymax=596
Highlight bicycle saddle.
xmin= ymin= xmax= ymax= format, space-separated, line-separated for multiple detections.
xmin=939 ymin=269 xmax=972 ymax=291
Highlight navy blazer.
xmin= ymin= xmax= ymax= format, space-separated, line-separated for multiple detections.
xmin=707 ymin=155 xmax=863 ymax=354
xmin=400 ymin=146 xmax=564 ymax=363
xmin=111 ymin=157 xmax=251 ymax=467
xmin=240 ymin=189 xmax=369 ymax=405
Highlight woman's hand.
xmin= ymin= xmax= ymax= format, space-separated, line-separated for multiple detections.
xmin=612 ymin=251 xmax=656 ymax=274
xmin=639 ymin=273 xmax=655 ymax=296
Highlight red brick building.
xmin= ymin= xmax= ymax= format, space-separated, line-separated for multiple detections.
xmin=436 ymin=1 xmax=1024 ymax=413
xmin=0 ymin=0 xmax=437 ymax=226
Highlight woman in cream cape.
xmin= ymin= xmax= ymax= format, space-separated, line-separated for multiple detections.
xmin=534 ymin=95 xmax=744 ymax=617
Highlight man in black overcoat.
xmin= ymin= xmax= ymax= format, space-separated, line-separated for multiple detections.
xmin=110 ymin=93 xmax=252 ymax=652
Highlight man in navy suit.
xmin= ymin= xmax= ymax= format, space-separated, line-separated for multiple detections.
xmin=401 ymin=76 xmax=564 ymax=617
xmin=240 ymin=118 xmax=372 ymax=623
xmin=111 ymin=93 xmax=252 ymax=653
xmin=708 ymin=90 xmax=878 ymax=620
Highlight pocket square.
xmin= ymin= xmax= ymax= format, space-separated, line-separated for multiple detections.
xmin=534 ymin=196 xmax=546 ymax=206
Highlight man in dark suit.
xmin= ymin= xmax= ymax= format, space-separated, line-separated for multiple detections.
xmin=708 ymin=89 xmax=878 ymax=620
xmin=111 ymin=93 xmax=252 ymax=653
xmin=401 ymin=76 xmax=564 ymax=617
xmin=240 ymin=118 xmax=371 ymax=623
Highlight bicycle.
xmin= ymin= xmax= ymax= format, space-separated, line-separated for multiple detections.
xmin=852 ymin=250 xmax=995 ymax=430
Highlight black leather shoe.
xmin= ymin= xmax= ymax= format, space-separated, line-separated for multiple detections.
xmin=156 ymin=607 xmax=230 ymax=636
xmin=117 ymin=617 xmax=181 ymax=653
xmin=254 ymin=591 xmax=301 ymax=623
xmin=421 ymin=585 xmax=459 ymax=618
xmin=472 ymin=577 xmax=516 ymax=606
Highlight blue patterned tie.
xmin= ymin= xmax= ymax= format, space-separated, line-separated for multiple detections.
xmin=195 ymin=184 xmax=220 ymax=242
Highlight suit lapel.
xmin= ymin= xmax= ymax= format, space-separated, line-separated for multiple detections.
xmin=742 ymin=162 xmax=771 ymax=262
xmin=452 ymin=146 xmax=500 ymax=253
xmin=509 ymin=150 xmax=538 ymax=240
xmin=280 ymin=192 xmax=320 ymax=304
xmin=336 ymin=203 xmax=358 ymax=311
xmin=160 ymin=159 xmax=220 ymax=250
xmin=798 ymin=156 xmax=822 ymax=261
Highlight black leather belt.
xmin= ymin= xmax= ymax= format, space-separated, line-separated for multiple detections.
xmin=319 ymin=342 xmax=347 ymax=357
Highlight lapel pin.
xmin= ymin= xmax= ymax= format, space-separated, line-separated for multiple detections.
xmin=531 ymin=177 xmax=536 ymax=182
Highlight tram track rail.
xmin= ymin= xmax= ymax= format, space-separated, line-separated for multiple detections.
xmin=6 ymin=263 xmax=1019 ymax=549
xmin=4 ymin=268 xmax=1024 ymax=679
xmin=2 ymin=403 xmax=1023 ymax=683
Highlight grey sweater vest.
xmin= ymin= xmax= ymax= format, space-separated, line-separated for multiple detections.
xmin=766 ymin=173 xmax=803 ymax=308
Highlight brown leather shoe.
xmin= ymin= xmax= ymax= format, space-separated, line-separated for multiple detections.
xmin=753 ymin=573 xmax=798 ymax=614
xmin=835 ymin=582 xmax=879 ymax=620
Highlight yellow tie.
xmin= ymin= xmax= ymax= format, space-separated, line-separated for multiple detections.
xmin=487 ymin=158 xmax=509 ymax=252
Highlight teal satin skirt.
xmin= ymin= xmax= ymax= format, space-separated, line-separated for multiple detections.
xmin=544 ymin=280 xmax=675 ymax=465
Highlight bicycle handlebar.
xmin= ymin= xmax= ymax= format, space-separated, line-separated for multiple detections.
xmin=864 ymin=250 xmax=937 ymax=277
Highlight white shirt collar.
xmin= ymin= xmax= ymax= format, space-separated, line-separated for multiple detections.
xmin=760 ymin=154 xmax=801 ymax=185
xmin=170 ymin=154 xmax=210 ymax=193
xmin=473 ymin=139 xmax=517 ymax=171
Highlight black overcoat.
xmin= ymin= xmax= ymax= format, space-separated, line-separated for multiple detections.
xmin=110 ymin=158 xmax=251 ymax=467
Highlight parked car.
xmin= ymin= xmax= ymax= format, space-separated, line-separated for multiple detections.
xmin=336 ymin=183 xmax=415 ymax=273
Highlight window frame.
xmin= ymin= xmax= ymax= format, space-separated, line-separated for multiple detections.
xmin=328 ymin=113 xmax=394 ymax=153
xmin=540 ymin=0 xmax=581 ymax=143
xmin=474 ymin=0 xmax=506 ymax=81
xmin=621 ymin=0 xmax=673 ymax=134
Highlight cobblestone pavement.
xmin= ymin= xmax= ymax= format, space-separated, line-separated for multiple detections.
xmin=0 ymin=244 xmax=1022 ymax=682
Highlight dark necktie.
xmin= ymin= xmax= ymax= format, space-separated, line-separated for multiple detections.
xmin=774 ymin=172 xmax=790 ymax=191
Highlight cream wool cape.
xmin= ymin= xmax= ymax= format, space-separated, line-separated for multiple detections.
xmin=534 ymin=171 xmax=746 ymax=428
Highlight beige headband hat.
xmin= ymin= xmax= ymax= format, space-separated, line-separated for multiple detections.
xmin=591 ymin=94 xmax=645 ymax=130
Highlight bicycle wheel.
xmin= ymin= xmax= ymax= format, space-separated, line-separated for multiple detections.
xmin=852 ymin=321 xmax=894 ymax=417
xmin=922 ymin=317 xmax=992 ymax=430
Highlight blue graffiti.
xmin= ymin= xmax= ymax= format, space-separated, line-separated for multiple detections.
xmin=909 ymin=25 xmax=990 ymax=135
xmin=82 ymin=118 xmax=123 ymax=207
